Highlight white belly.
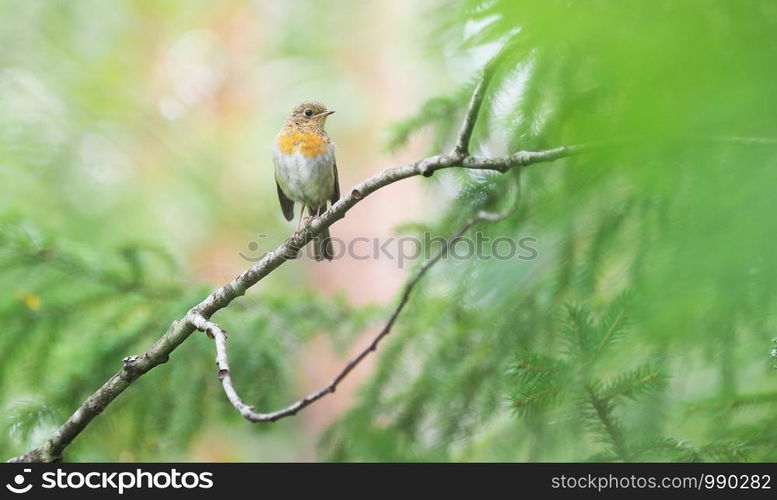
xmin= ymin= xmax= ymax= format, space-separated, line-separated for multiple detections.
xmin=273 ymin=144 xmax=335 ymax=209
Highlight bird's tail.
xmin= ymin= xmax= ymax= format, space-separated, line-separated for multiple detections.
xmin=311 ymin=206 xmax=333 ymax=261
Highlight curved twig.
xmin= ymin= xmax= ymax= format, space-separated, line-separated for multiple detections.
xmin=189 ymin=207 xmax=514 ymax=422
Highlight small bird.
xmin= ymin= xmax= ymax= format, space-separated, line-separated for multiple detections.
xmin=273 ymin=101 xmax=340 ymax=261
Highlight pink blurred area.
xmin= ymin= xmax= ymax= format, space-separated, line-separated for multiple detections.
xmin=116 ymin=1 xmax=453 ymax=460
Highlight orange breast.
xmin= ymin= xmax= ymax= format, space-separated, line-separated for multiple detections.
xmin=277 ymin=131 xmax=329 ymax=157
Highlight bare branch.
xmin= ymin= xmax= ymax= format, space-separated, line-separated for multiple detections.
xmin=454 ymin=77 xmax=489 ymax=157
xmin=454 ymin=55 xmax=502 ymax=157
xmin=189 ymin=207 xmax=513 ymax=423
xmin=8 ymin=72 xmax=576 ymax=463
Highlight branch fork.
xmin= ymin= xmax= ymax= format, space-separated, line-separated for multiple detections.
xmin=187 ymin=202 xmax=514 ymax=424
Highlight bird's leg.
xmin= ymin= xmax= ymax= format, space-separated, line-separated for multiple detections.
xmin=298 ymin=205 xmax=321 ymax=228
xmin=291 ymin=204 xmax=307 ymax=244
xmin=295 ymin=203 xmax=307 ymax=232
xmin=304 ymin=209 xmax=318 ymax=227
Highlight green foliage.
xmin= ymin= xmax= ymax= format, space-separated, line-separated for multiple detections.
xmin=0 ymin=217 xmax=375 ymax=460
xmin=323 ymin=1 xmax=777 ymax=461
xmin=3 ymin=0 xmax=777 ymax=462
xmin=509 ymin=301 xmax=669 ymax=461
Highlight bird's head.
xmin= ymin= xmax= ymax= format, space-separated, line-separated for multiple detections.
xmin=287 ymin=101 xmax=335 ymax=129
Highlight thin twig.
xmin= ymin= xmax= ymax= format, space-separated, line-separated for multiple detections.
xmin=189 ymin=208 xmax=513 ymax=423
xmin=454 ymin=55 xmax=500 ymax=158
xmin=454 ymin=79 xmax=488 ymax=157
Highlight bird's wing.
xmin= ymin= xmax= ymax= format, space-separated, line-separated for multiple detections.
xmin=276 ymin=180 xmax=294 ymax=221
xmin=273 ymin=148 xmax=295 ymax=221
xmin=331 ymin=159 xmax=340 ymax=206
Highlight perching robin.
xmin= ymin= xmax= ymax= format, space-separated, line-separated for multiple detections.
xmin=273 ymin=101 xmax=340 ymax=261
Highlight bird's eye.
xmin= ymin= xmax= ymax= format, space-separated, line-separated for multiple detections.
xmin=304 ymin=109 xmax=313 ymax=117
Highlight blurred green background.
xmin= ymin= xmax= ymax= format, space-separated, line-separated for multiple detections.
xmin=2 ymin=0 xmax=777 ymax=462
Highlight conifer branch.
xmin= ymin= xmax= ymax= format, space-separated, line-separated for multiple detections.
xmin=586 ymin=386 xmax=631 ymax=462
xmin=189 ymin=209 xmax=512 ymax=423
xmin=8 ymin=71 xmax=578 ymax=463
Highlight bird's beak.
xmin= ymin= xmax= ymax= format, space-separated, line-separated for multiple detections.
xmin=318 ymin=110 xmax=335 ymax=117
